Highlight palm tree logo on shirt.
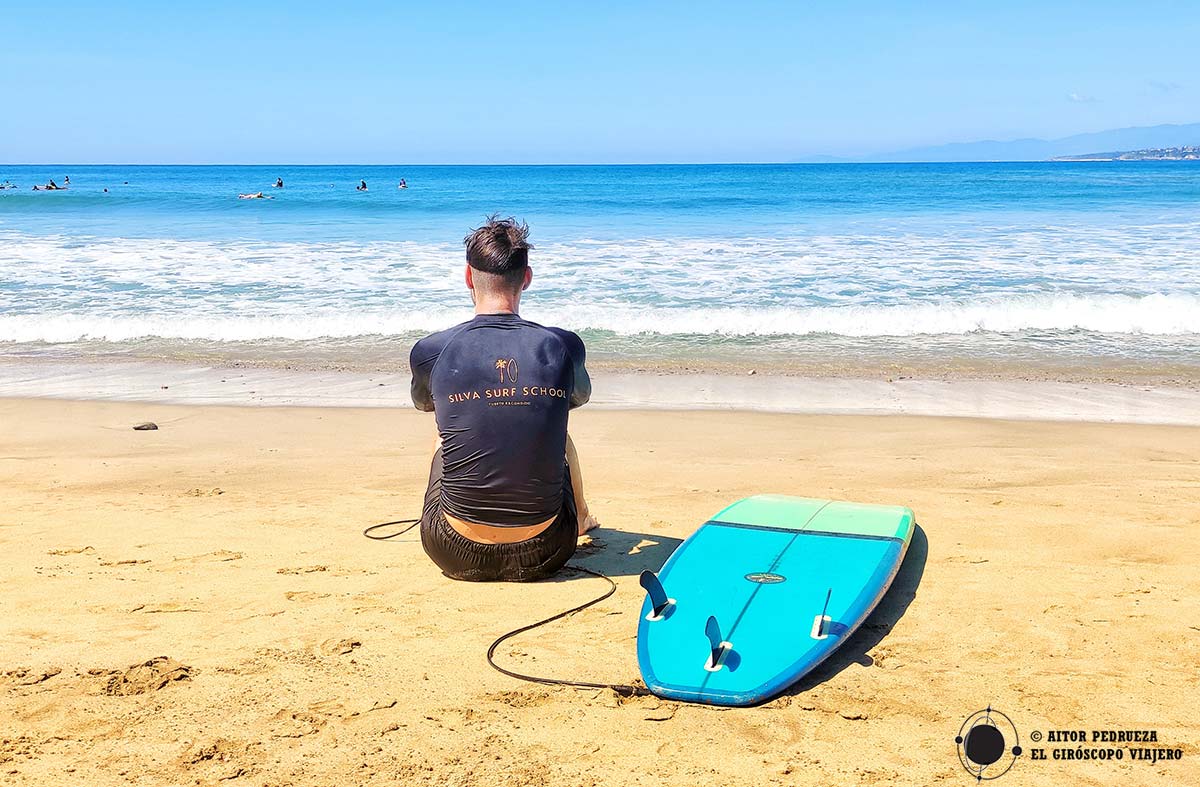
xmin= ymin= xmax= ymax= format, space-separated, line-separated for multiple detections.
xmin=496 ymin=358 xmax=519 ymax=384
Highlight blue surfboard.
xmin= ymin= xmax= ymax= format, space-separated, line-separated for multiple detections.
xmin=636 ymin=495 xmax=915 ymax=706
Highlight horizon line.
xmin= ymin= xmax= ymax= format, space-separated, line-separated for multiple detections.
xmin=3 ymin=159 xmax=1152 ymax=167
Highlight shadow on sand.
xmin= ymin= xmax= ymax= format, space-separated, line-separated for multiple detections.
xmin=359 ymin=520 xmax=682 ymax=581
xmin=566 ymin=526 xmax=684 ymax=579
xmin=783 ymin=522 xmax=929 ymax=695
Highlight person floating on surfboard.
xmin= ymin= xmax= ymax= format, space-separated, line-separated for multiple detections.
xmin=274 ymin=177 xmax=284 ymax=188
xmin=356 ymin=179 xmax=368 ymax=191
xmin=409 ymin=215 xmax=599 ymax=582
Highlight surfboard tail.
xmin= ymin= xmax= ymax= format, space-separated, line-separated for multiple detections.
xmin=639 ymin=570 xmax=674 ymax=620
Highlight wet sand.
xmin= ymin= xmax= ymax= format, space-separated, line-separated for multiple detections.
xmin=1 ymin=397 xmax=1198 ymax=786
xmin=3 ymin=359 xmax=1200 ymax=424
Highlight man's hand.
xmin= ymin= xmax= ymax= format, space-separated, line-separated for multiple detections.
xmin=577 ymin=513 xmax=600 ymax=537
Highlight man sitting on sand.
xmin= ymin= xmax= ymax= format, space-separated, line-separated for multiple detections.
xmin=409 ymin=216 xmax=598 ymax=582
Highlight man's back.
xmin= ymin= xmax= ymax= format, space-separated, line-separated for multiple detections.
xmin=410 ymin=312 xmax=590 ymax=527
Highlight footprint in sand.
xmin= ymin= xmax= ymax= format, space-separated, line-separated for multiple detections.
xmin=285 ymin=591 xmax=331 ymax=602
xmin=306 ymin=698 xmax=347 ymax=716
xmin=270 ymin=708 xmax=330 ymax=738
xmin=173 ymin=549 xmax=243 ymax=563
xmin=276 ymin=565 xmax=328 ymax=575
xmin=46 ymin=546 xmax=96 ymax=556
xmin=485 ymin=689 xmax=557 ymax=708
xmin=3 ymin=667 xmax=62 ymax=686
xmin=184 ymin=487 xmax=225 ymax=497
xmin=177 ymin=738 xmax=259 ymax=782
xmin=101 ymin=656 xmax=191 ymax=696
xmin=317 ymin=637 xmax=361 ymax=656
xmin=129 ymin=602 xmax=203 ymax=614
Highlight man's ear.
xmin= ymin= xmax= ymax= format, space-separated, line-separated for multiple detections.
xmin=522 ymin=267 xmax=533 ymax=291
xmin=465 ymin=264 xmax=475 ymax=290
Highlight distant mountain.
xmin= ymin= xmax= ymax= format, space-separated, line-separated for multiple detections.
xmin=1051 ymin=145 xmax=1200 ymax=161
xmin=858 ymin=123 xmax=1200 ymax=163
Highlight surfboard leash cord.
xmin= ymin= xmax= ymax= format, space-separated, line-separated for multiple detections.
xmin=363 ymin=518 xmax=421 ymax=540
xmin=484 ymin=564 xmax=651 ymax=697
xmin=363 ymin=519 xmax=650 ymax=698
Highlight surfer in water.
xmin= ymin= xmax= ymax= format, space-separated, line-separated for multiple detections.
xmin=409 ymin=216 xmax=599 ymax=582
xmin=274 ymin=177 xmax=284 ymax=188
xmin=357 ymin=179 xmax=368 ymax=191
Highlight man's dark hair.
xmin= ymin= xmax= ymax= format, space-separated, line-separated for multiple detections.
xmin=464 ymin=215 xmax=532 ymax=287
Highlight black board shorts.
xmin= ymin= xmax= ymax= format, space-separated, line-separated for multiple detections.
xmin=420 ymin=449 xmax=578 ymax=582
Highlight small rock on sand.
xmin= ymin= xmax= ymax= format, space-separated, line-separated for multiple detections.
xmin=132 ymin=422 xmax=158 ymax=431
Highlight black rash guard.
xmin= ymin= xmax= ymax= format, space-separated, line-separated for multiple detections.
xmin=409 ymin=313 xmax=591 ymax=527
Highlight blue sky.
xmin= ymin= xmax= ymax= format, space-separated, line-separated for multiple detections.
xmin=1 ymin=1 xmax=1196 ymax=163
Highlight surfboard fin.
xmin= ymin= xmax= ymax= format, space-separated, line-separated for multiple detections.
xmin=811 ymin=587 xmax=833 ymax=640
xmin=703 ymin=615 xmax=733 ymax=672
xmin=639 ymin=570 xmax=674 ymax=620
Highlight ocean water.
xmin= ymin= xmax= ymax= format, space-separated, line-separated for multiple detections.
xmin=2 ymin=163 xmax=1199 ymax=382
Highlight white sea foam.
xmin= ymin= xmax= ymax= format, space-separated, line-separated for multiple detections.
xmin=2 ymin=225 xmax=1199 ymax=344
xmin=1 ymin=293 xmax=1197 ymax=341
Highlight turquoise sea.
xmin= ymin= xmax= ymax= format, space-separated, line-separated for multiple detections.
xmin=2 ymin=163 xmax=1199 ymax=381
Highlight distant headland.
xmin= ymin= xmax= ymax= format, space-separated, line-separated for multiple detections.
xmin=1051 ymin=146 xmax=1200 ymax=162
xmin=807 ymin=122 xmax=1200 ymax=163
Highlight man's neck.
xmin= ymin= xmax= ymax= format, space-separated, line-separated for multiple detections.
xmin=473 ymin=295 xmax=521 ymax=316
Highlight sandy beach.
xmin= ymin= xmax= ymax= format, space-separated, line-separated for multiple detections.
xmin=7 ymin=3 xmax=1200 ymax=785
xmin=2 ymin=396 xmax=1197 ymax=786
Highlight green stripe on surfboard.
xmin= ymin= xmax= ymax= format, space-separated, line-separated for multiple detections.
xmin=812 ymin=500 xmax=914 ymax=543
xmin=710 ymin=495 xmax=826 ymax=529
xmin=710 ymin=495 xmax=914 ymax=543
